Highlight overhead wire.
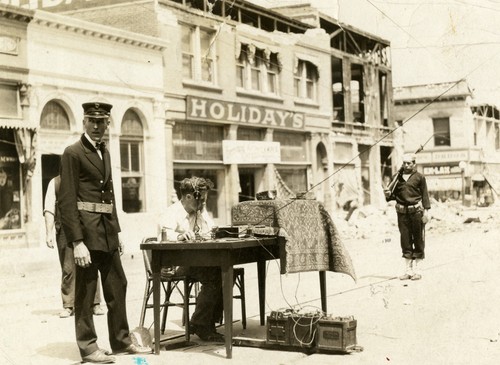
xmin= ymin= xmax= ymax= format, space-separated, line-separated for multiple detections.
xmin=5 ymin=0 xmax=500 ymax=314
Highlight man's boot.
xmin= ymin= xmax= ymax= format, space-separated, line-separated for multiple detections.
xmin=399 ymin=258 xmax=413 ymax=280
xmin=411 ymin=259 xmax=422 ymax=280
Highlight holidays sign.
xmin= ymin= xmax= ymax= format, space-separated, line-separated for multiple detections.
xmin=1 ymin=0 xmax=140 ymax=11
xmin=187 ymin=96 xmax=305 ymax=130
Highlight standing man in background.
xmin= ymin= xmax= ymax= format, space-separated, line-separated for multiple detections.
xmin=59 ymin=102 xmax=149 ymax=364
xmin=44 ymin=174 xmax=105 ymax=318
xmin=385 ymin=153 xmax=431 ymax=281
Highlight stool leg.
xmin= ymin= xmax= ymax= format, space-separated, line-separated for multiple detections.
xmin=239 ymin=273 xmax=246 ymax=329
xmin=139 ymin=279 xmax=151 ymax=328
xmin=161 ymin=282 xmax=173 ymax=335
xmin=184 ymin=279 xmax=191 ymax=342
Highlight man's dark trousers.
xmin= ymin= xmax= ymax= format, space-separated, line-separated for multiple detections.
xmin=397 ymin=210 xmax=425 ymax=259
xmin=74 ymin=249 xmax=131 ymax=356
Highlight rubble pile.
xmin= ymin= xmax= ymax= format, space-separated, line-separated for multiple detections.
xmin=332 ymin=198 xmax=500 ymax=242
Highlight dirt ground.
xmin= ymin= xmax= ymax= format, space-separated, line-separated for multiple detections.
xmin=1 ymin=203 xmax=500 ymax=365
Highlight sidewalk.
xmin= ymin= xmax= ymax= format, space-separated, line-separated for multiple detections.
xmin=1 ymin=222 xmax=500 ymax=364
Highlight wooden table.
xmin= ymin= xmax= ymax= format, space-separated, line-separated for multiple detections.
xmin=140 ymin=236 xmax=328 ymax=358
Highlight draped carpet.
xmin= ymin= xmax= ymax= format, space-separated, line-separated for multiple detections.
xmin=231 ymin=199 xmax=356 ymax=281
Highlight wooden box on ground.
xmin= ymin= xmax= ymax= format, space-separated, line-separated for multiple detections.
xmin=316 ymin=316 xmax=357 ymax=353
xmin=266 ymin=312 xmax=319 ymax=349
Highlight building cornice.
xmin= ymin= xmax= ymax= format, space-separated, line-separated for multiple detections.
xmin=0 ymin=4 xmax=34 ymax=23
xmin=31 ymin=9 xmax=168 ymax=51
xmin=395 ymin=95 xmax=468 ymax=105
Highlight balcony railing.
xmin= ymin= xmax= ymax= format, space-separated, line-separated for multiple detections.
xmin=332 ymin=121 xmax=394 ymax=142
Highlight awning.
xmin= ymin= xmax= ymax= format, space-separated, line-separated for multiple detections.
xmin=235 ymin=36 xmax=282 ymax=70
xmin=0 ymin=119 xmax=37 ymax=130
xmin=294 ymin=52 xmax=320 ymax=78
xmin=426 ymin=176 xmax=462 ymax=191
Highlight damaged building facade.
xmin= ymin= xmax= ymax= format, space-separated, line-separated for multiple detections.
xmin=1 ymin=0 xmax=395 ymax=247
xmin=394 ymin=80 xmax=500 ymax=206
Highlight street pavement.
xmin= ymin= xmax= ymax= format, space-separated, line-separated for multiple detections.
xmin=1 ymin=218 xmax=500 ymax=365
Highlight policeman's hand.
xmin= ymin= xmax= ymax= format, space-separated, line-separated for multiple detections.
xmin=46 ymin=233 xmax=54 ymax=249
xmin=384 ymin=189 xmax=391 ymax=199
xmin=73 ymin=241 xmax=91 ymax=267
xmin=119 ymin=239 xmax=124 ymax=256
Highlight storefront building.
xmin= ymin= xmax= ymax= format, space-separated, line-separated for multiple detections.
xmin=2 ymin=0 xmax=396 ymax=248
xmin=1 ymin=4 xmax=168 ymax=247
xmin=65 ymin=0 xmax=335 ymax=223
xmin=394 ymin=80 xmax=500 ymax=206
xmin=274 ymin=4 xmax=395 ymax=209
xmin=0 ymin=6 xmax=34 ymax=246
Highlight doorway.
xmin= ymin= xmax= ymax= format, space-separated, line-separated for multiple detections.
xmin=238 ymin=169 xmax=255 ymax=202
xmin=41 ymin=154 xmax=61 ymax=206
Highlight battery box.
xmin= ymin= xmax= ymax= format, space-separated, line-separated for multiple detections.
xmin=266 ymin=311 xmax=357 ymax=353
xmin=316 ymin=316 xmax=357 ymax=352
xmin=266 ymin=311 xmax=319 ymax=348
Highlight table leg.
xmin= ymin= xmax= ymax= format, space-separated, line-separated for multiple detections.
xmin=222 ymin=265 xmax=233 ymax=359
xmin=152 ymin=252 xmax=161 ymax=354
xmin=319 ymin=271 xmax=327 ymax=314
xmin=257 ymin=260 xmax=266 ymax=325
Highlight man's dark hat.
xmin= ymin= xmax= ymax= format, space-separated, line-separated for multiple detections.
xmin=82 ymin=102 xmax=112 ymax=119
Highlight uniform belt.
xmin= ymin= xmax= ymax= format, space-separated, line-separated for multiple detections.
xmin=77 ymin=201 xmax=113 ymax=214
xmin=395 ymin=202 xmax=423 ymax=214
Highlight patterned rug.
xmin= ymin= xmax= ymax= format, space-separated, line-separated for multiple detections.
xmin=231 ymin=199 xmax=356 ymax=281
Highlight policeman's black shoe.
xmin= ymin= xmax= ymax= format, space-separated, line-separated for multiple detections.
xmin=82 ymin=349 xmax=116 ymax=364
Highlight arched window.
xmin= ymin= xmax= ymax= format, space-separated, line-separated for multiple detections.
xmin=40 ymin=101 xmax=70 ymax=130
xmin=120 ymin=110 xmax=145 ymax=213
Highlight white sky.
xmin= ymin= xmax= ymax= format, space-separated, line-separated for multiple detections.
xmin=249 ymin=0 xmax=500 ymax=103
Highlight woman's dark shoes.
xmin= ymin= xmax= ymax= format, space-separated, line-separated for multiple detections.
xmin=82 ymin=349 xmax=116 ymax=364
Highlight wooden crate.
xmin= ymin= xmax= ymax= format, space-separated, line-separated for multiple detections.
xmin=266 ymin=312 xmax=319 ymax=349
xmin=316 ymin=316 xmax=357 ymax=353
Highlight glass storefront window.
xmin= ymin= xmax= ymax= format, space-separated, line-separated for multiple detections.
xmin=173 ymin=123 xmax=223 ymax=161
xmin=41 ymin=101 xmax=70 ymax=130
xmin=0 ymin=129 xmax=21 ymax=230
xmin=0 ymin=83 xmax=20 ymax=118
xmin=273 ymin=131 xmax=307 ymax=162
xmin=120 ymin=110 xmax=145 ymax=213
xmin=276 ymin=168 xmax=307 ymax=194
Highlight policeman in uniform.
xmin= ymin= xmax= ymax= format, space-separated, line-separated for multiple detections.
xmin=59 ymin=102 xmax=149 ymax=363
xmin=385 ymin=153 xmax=431 ymax=280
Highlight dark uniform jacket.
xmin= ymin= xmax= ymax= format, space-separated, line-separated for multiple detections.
xmin=59 ymin=135 xmax=121 ymax=252
xmin=389 ymin=171 xmax=431 ymax=209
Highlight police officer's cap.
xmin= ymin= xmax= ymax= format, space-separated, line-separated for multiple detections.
xmin=82 ymin=102 xmax=112 ymax=119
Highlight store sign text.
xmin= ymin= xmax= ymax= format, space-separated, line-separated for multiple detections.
xmin=187 ymin=96 xmax=305 ymax=130
xmin=1 ymin=0 xmax=136 ymax=11
xmin=222 ymin=140 xmax=281 ymax=165
xmin=423 ymin=165 xmax=461 ymax=176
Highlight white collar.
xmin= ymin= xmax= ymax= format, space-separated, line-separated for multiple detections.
xmin=84 ymin=133 xmax=100 ymax=149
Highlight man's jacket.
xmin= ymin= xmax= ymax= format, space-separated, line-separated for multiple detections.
xmin=58 ymin=135 xmax=121 ymax=252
